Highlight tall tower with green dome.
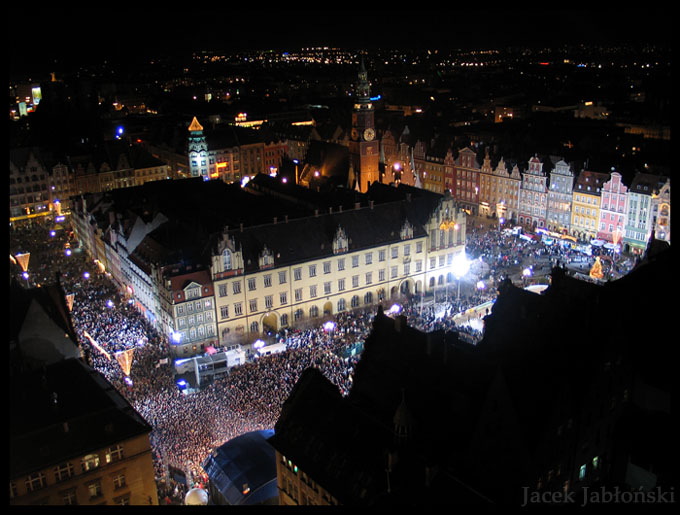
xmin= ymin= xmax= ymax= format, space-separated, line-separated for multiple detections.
xmin=187 ymin=116 xmax=208 ymax=178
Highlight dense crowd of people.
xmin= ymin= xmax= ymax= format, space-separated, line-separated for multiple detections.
xmin=10 ymin=215 xmax=634 ymax=502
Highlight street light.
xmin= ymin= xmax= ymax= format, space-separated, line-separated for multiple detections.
xmin=451 ymin=251 xmax=470 ymax=300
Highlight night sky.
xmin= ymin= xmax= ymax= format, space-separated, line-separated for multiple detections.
xmin=10 ymin=8 xmax=670 ymax=76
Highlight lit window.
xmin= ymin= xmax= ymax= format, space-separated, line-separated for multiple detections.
xmin=87 ymin=480 xmax=103 ymax=499
xmin=579 ymin=464 xmax=587 ymax=480
xmin=81 ymin=454 xmax=100 ymax=472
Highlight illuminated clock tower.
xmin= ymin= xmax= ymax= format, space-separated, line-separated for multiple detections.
xmin=349 ymin=59 xmax=379 ymax=192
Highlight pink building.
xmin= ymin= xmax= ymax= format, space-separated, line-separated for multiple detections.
xmin=597 ymin=171 xmax=627 ymax=244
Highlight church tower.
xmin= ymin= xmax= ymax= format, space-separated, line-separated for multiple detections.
xmin=349 ymin=59 xmax=380 ymax=192
xmin=187 ymin=116 xmax=208 ymax=178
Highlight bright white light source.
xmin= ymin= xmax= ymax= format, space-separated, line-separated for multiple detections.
xmin=451 ymin=252 xmax=470 ymax=279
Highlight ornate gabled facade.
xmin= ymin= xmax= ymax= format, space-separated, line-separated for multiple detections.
xmin=478 ymin=149 xmax=494 ymax=217
xmin=571 ymin=170 xmax=608 ymax=242
xmin=9 ymin=147 xmax=56 ymax=224
xmin=164 ymin=270 xmax=216 ymax=356
xmin=484 ymin=157 xmax=521 ymax=223
xmin=454 ymin=147 xmax=480 ymax=215
xmin=651 ymin=177 xmax=670 ymax=245
xmin=622 ymin=172 xmax=665 ymax=254
xmin=518 ymin=156 xmax=548 ymax=230
xmin=546 ymin=159 xmax=574 ymax=234
xmin=597 ymin=171 xmax=627 ymax=245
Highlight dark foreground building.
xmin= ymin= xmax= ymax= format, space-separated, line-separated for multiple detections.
xmin=268 ymin=240 xmax=674 ymax=506
xmin=10 ymin=280 xmax=159 ymax=506
xmin=10 ymin=358 xmax=159 ymax=505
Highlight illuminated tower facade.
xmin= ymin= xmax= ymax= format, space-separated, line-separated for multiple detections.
xmin=349 ymin=60 xmax=379 ymax=192
xmin=188 ymin=116 xmax=208 ymax=178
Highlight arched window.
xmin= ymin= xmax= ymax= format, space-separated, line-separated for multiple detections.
xmin=364 ymin=292 xmax=373 ymax=304
xmin=337 ymin=298 xmax=346 ymax=312
xmin=250 ymin=321 xmax=259 ymax=333
xmin=222 ymin=249 xmax=232 ymax=270
xmin=351 ymin=295 xmax=360 ymax=308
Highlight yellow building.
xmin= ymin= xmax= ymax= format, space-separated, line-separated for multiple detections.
xmin=571 ymin=170 xmax=609 ymax=241
xmin=10 ymin=359 xmax=159 ymax=506
xmin=211 ymin=184 xmax=466 ymax=346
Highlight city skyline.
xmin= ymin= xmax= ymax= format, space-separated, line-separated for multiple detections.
xmin=10 ymin=8 xmax=670 ymax=75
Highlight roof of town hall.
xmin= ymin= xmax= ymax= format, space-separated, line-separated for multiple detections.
xmin=226 ymin=181 xmax=450 ymax=274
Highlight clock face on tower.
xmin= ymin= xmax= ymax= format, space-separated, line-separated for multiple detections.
xmin=363 ymin=128 xmax=375 ymax=141
xmin=351 ymin=128 xmax=359 ymax=141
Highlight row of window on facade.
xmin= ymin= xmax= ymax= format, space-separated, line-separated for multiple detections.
xmin=222 ymin=243 xmax=428 ymax=273
xmin=537 ymin=455 xmax=602 ymax=493
xmin=14 ymin=444 xmax=125 ymax=500
xmin=216 ymin=253 xmax=461 ymax=312
xmin=220 ymin=230 xmax=463 ymax=275
xmin=279 ymin=454 xmax=337 ymax=505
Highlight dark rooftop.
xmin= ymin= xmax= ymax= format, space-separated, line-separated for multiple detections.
xmin=10 ymin=358 xmax=152 ymax=478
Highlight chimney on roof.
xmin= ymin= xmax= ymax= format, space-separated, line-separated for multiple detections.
xmin=285 ymin=215 xmax=288 ymax=223
xmin=355 ymin=202 xmax=361 ymax=210
xmin=338 ymin=205 xmax=342 ymax=213
xmin=273 ymin=217 xmax=277 ymax=224
xmin=240 ymin=223 xmax=244 ymax=232
xmin=314 ymin=209 xmax=319 ymax=217
xmin=370 ymin=200 xmax=374 ymax=210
